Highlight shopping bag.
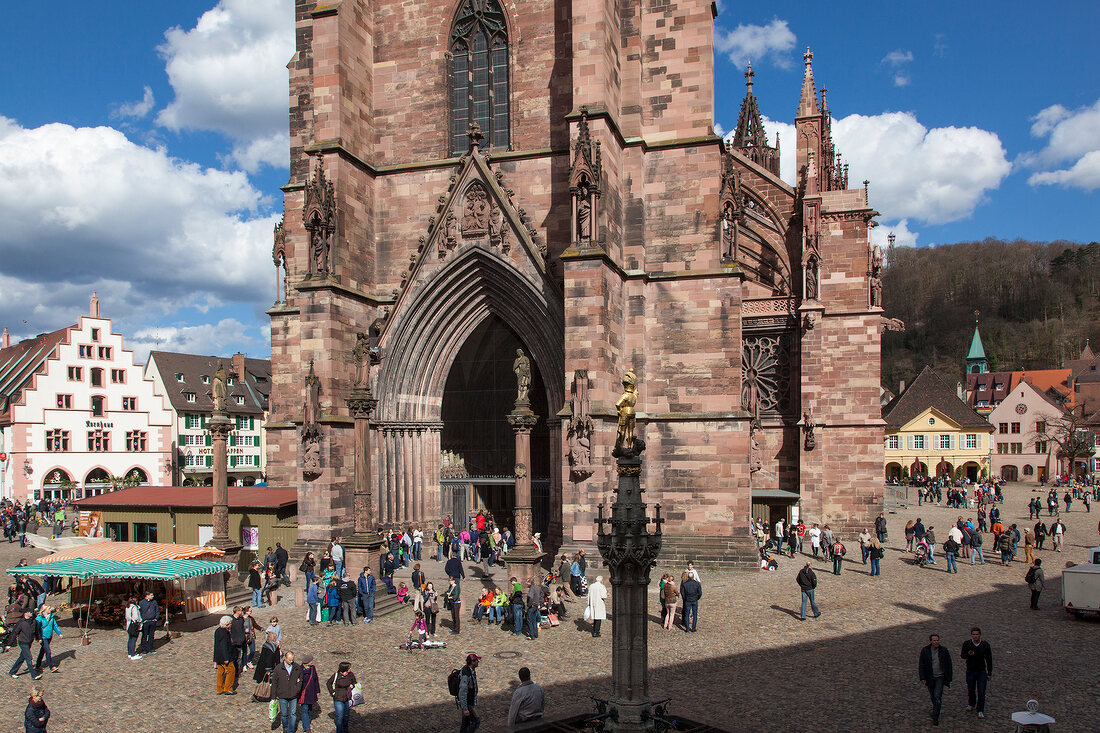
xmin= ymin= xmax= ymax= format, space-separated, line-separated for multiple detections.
xmin=583 ymin=606 xmax=592 ymax=622
xmin=321 ymin=606 xmax=330 ymax=622
xmin=268 ymin=699 xmax=279 ymax=721
xmin=348 ymin=682 xmax=365 ymax=708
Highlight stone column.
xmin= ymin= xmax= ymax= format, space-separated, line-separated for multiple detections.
xmin=344 ymin=389 xmax=384 ymax=570
xmin=205 ymin=413 xmax=241 ymax=559
xmin=506 ymin=399 xmax=544 ymax=580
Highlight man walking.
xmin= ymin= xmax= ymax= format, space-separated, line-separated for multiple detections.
xmin=796 ymin=562 xmax=819 ymax=620
xmin=358 ymin=567 xmax=376 ymax=623
xmin=507 ymin=666 xmax=545 ymax=730
xmin=270 ymin=650 xmax=303 ymax=733
xmin=1026 ymin=558 xmax=1045 ymax=610
xmin=138 ymin=591 xmax=159 ymax=655
xmin=331 ymin=537 xmax=345 ymax=578
xmin=679 ymin=571 xmax=702 ymax=632
xmin=7 ymin=610 xmax=41 ymax=679
xmin=918 ymin=634 xmax=952 ymax=726
xmin=445 ymin=552 xmax=465 ymax=594
xmin=1050 ymin=519 xmax=1066 ymax=552
xmin=875 ymin=513 xmax=888 ymax=544
xmin=961 ymin=627 xmax=992 ymax=719
xmin=274 ymin=542 xmax=290 ymax=584
xmin=457 ymin=653 xmax=480 ymax=733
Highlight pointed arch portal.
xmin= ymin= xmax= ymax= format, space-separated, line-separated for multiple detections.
xmin=374 ymin=247 xmax=564 ymax=530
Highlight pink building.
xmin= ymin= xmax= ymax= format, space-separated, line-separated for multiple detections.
xmin=987 ymin=378 xmax=1066 ymax=482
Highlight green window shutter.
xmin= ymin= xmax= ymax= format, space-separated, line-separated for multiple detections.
xmin=201 ymin=414 xmax=207 ymax=428
xmin=230 ymin=456 xmax=236 ymax=467
xmin=205 ymin=455 xmax=212 ymax=467
xmin=205 ymin=434 xmax=211 ymax=447
xmin=249 ymin=417 xmax=254 ymax=430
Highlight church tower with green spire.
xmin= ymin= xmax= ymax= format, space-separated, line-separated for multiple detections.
xmin=967 ymin=324 xmax=989 ymax=374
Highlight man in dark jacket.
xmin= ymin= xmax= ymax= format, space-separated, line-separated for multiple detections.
xmin=274 ymin=542 xmax=290 ymax=584
xmin=679 ymin=573 xmax=702 ymax=632
xmin=358 ymin=567 xmax=376 ymax=623
xmin=796 ymin=562 xmax=819 ymax=620
xmin=918 ymin=634 xmax=953 ymax=726
xmin=229 ymin=606 xmax=247 ymax=677
xmin=960 ymin=627 xmax=993 ymax=719
xmin=337 ymin=575 xmax=358 ymax=626
xmin=138 ymin=591 xmax=159 ymax=654
xmin=214 ymin=616 xmax=236 ymax=695
xmin=270 ymin=651 xmax=303 ymax=733
xmin=445 ymin=554 xmax=465 ymax=593
xmin=7 ymin=610 xmax=40 ymax=679
xmin=875 ymin=513 xmax=888 ymax=543
xmin=458 ymin=653 xmax=480 ymax=733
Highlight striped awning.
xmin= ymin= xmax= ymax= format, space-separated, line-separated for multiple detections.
xmin=35 ymin=542 xmax=224 ymax=565
xmin=7 ymin=558 xmax=234 ymax=580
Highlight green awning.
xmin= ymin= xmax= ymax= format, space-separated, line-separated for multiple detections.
xmin=6 ymin=558 xmax=234 ymax=581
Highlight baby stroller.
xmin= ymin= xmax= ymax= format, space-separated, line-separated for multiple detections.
xmin=914 ymin=540 xmax=931 ymax=567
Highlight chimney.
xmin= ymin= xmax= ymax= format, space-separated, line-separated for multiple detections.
xmin=1 ymin=328 xmax=8 ymax=349
xmin=89 ymin=291 xmax=100 ymax=318
xmin=232 ymin=352 xmax=245 ymax=380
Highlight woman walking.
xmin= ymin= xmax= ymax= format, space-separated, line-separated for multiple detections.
xmin=125 ymin=596 xmax=142 ymax=660
xmin=35 ymin=606 xmax=61 ymax=674
xmin=297 ymin=654 xmax=321 ymax=732
xmin=422 ymin=582 xmax=439 ymax=636
xmin=24 ymin=686 xmax=49 ymax=733
xmin=299 ymin=552 xmax=317 ymax=588
xmin=327 ymin=661 xmax=357 ymax=733
xmin=904 ymin=519 xmax=916 ymax=552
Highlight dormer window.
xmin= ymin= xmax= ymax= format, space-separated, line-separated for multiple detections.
xmin=234 ymin=395 xmax=246 ymax=405
xmin=175 ymin=373 xmax=185 ymax=383
xmin=184 ymin=391 xmax=196 ymax=403
xmin=201 ymin=375 xmax=210 ymax=384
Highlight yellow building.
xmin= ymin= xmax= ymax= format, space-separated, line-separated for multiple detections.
xmin=883 ymin=367 xmax=994 ymax=482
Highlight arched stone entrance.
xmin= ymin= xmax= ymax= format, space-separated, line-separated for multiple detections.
xmin=373 ymin=248 xmax=564 ymax=531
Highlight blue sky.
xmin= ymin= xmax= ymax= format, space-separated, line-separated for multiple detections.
xmin=1 ymin=0 xmax=1098 ymax=362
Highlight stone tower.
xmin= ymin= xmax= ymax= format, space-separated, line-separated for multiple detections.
xmin=266 ymin=1 xmax=885 ymax=558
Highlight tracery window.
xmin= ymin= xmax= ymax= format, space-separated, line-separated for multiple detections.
xmin=741 ymin=334 xmax=792 ymax=415
xmin=449 ymin=0 xmax=510 ymax=154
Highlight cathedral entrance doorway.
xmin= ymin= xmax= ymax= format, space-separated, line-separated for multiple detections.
xmin=439 ymin=316 xmax=550 ymax=536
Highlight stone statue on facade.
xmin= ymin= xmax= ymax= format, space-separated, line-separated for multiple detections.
xmin=352 ymin=332 xmax=370 ymax=387
xmin=805 ymin=255 xmax=819 ymax=301
xmin=302 ymin=360 xmax=322 ymax=476
xmin=211 ymin=361 xmax=228 ymax=413
xmin=869 ymin=243 xmax=883 ymax=307
xmin=614 ymin=370 xmax=641 ymax=456
xmin=720 ymin=203 xmax=737 ymax=261
xmin=513 ymin=349 xmax=531 ymax=404
xmin=461 ymin=183 xmax=489 ymax=237
xmin=311 ymin=224 xmax=329 ymax=276
xmin=576 ymin=183 xmax=592 ymax=241
xmin=802 ymin=407 xmax=816 ymax=451
xmin=749 ymin=417 xmax=762 ymax=473
xmin=567 ymin=370 xmax=595 ymax=481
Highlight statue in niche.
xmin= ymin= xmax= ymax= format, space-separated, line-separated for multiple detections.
xmin=488 ymin=204 xmax=502 ymax=244
xmin=567 ymin=370 xmax=594 ymax=480
xmin=352 ymin=332 xmax=369 ymax=387
xmin=869 ymin=243 xmax=884 ymax=307
xmin=211 ymin=361 xmax=228 ymax=413
xmin=461 ymin=183 xmax=489 ymax=237
xmin=576 ymin=182 xmax=592 ymax=241
xmin=749 ymin=418 xmax=762 ymax=473
xmin=614 ymin=370 xmax=640 ymax=456
xmin=302 ymin=360 xmax=322 ymax=476
xmin=513 ymin=349 xmax=531 ymax=405
xmin=720 ymin=203 xmax=737 ymax=260
xmin=805 ymin=255 xmax=819 ymax=301
xmin=310 ymin=222 xmax=329 ymax=276
xmin=803 ymin=407 xmax=816 ymax=451
xmin=303 ymin=439 xmax=321 ymax=474
xmin=443 ymin=211 xmax=457 ymax=249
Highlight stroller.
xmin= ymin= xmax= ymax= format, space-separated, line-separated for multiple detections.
xmin=914 ymin=540 xmax=931 ymax=567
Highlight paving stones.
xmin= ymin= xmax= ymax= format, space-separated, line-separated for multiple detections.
xmin=0 ymin=483 xmax=1096 ymax=731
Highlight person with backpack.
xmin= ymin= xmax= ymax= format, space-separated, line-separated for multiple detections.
xmin=450 ymin=653 xmax=481 ymax=733
xmin=998 ymin=531 xmax=1013 ymax=565
xmin=1026 ymin=559 xmax=1044 ymax=610
xmin=831 ymin=538 xmax=846 ymax=575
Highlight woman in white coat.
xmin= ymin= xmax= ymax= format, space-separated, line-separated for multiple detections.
xmin=586 ymin=576 xmax=608 ymax=637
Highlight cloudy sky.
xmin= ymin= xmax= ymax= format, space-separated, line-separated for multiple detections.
xmin=1 ymin=0 xmax=1098 ymax=361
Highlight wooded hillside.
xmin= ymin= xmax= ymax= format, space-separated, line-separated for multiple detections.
xmin=881 ymin=238 xmax=1100 ymax=391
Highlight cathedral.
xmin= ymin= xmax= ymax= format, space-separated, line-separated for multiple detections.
xmin=266 ymin=0 xmax=886 ymax=564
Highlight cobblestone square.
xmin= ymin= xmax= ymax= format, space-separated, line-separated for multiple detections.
xmin=1 ymin=482 xmax=1097 ymax=732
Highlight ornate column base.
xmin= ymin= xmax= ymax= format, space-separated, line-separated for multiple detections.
xmin=342 ymin=533 xmax=386 ymax=576
xmin=204 ymin=537 xmax=243 ymax=569
xmin=502 ymin=544 xmax=547 ymax=582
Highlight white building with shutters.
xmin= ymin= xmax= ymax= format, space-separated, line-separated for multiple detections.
xmin=143 ymin=351 xmax=270 ymax=486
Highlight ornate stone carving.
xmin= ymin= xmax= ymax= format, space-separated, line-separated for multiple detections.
xmin=352 ymin=332 xmax=370 ymax=387
xmin=803 ymin=407 xmax=816 ymax=451
xmin=869 ymin=243 xmax=884 ymax=307
xmin=461 ymin=182 xmax=490 ymax=237
xmin=719 ymin=152 xmax=742 ymax=262
xmin=743 ymin=298 xmax=796 ymax=317
xmin=301 ymin=360 xmax=322 ymax=477
xmin=614 ymin=370 xmax=643 ymax=457
xmin=303 ymin=157 xmax=337 ymax=279
xmin=879 ymin=316 xmax=906 ymax=333
xmin=805 ymin=254 xmax=819 ymax=301
xmin=569 ymin=107 xmax=602 ymax=246
xmin=514 ymin=463 xmax=527 ymax=479
xmin=211 ymin=361 xmax=228 ymax=414
xmin=742 ymin=335 xmax=792 ymax=415
xmin=512 ymin=348 xmax=531 ymax=404
xmin=272 ymin=219 xmax=288 ymax=303
xmin=567 ymin=370 xmax=594 ymax=481
xmin=749 ymin=418 xmax=763 ymax=473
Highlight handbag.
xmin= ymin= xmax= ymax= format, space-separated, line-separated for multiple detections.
xmin=253 ymin=673 xmax=272 ymax=702
xmin=430 ymin=601 xmax=440 ymax=614
xmin=127 ymin=620 xmax=141 ymax=637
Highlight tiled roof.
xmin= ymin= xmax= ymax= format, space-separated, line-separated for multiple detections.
xmin=1012 ymin=369 xmax=1073 ymax=408
xmin=147 ymin=351 xmax=270 ymax=415
xmin=74 ymin=486 xmax=296 ymax=509
xmin=0 ymin=327 xmax=69 ymax=421
xmin=884 ymin=366 xmax=992 ymax=430
xmin=965 ymin=371 xmax=1012 ymax=405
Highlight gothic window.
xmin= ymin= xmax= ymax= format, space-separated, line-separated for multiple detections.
xmin=449 ymin=0 xmax=510 ymax=154
xmin=741 ymin=334 xmax=792 ymax=415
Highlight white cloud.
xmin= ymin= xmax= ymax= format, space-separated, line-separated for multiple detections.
xmin=128 ymin=319 xmax=264 ymax=363
xmin=713 ymin=122 xmax=725 ymax=137
xmin=832 ymin=112 xmax=1010 ymax=225
xmin=882 ymin=50 xmax=913 ymax=66
xmin=1023 ymin=98 xmax=1100 ymax=190
xmin=893 ymin=74 xmax=911 ymax=88
xmin=872 ymin=218 xmax=920 ymax=249
xmin=156 ymin=0 xmax=293 ymax=171
xmin=715 ymin=19 xmax=796 ymax=69
xmin=0 ymin=118 xmax=279 ymax=346
xmin=114 ymin=86 xmax=156 ymax=119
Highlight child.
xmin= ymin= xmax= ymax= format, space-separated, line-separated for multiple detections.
xmin=396 ymin=582 xmax=410 ymax=604
xmin=326 ymin=580 xmax=340 ymax=624
xmin=410 ymin=610 xmax=428 ymax=645
xmin=265 ymin=615 xmax=282 ymax=644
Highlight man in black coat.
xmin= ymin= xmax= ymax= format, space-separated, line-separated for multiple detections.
xmin=213 ymin=616 xmax=236 ymax=695
xmin=270 ymin=651 xmax=303 ymax=733
xmin=337 ymin=575 xmax=358 ymax=626
xmin=445 ymin=554 xmax=465 ymax=593
xmin=229 ymin=607 xmax=247 ymax=677
xmin=918 ymin=634 xmax=953 ymax=726
xmin=796 ymin=562 xmax=819 ymax=620
xmin=7 ymin=611 xmax=40 ymax=679
xmin=274 ymin=542 xmax=290 ymax=584
xmin=960 ymin=627 xmax=993 ymax=719
xmin=137 ymin=591 xmax=159 ymax=654
xmin=679 ymin=573 xmax=702 ymax=632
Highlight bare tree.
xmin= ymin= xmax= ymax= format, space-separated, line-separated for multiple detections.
xmin=1036 ymin=406 xmax=1097 ymax=477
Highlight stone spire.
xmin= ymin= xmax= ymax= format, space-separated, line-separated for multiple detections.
xmin=798 ymin=47 xmax=820 ymax=117
xmin=731 ymin=61 xmax=780 ymax=176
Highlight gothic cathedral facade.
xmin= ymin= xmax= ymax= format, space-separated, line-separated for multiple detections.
xmin=266 ymin=0 xmax=886 ymax=562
